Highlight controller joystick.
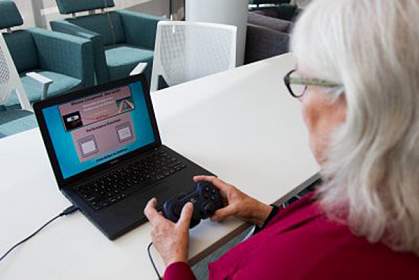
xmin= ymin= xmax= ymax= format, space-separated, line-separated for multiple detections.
xmin=162 ymin=181 xmax=224 ymax=228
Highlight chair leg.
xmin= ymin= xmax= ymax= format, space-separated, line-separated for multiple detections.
xmin=15 ymin=88 xmax=32 ymax=112
xmin=150 ymin=69 xmax=159 ymax=92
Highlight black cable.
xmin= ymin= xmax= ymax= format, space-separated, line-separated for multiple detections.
xmin=147 ymin=242 xmax=162 ymax=280
xmin=0 ymin=205 xmax=79 ymax=263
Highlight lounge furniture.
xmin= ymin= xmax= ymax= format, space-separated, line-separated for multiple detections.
xmin=248 ymin=11 xmax=293 ymax=32
xmin=0 ymin=0 xmax=94 ymax=108
xmin=50 ymin=0 xmax=162 ymax=85
xmin=251 ymin=5 xmax=299 ymax=21
xmin=245 ymin=12 xmax=292 ymax=63
xmin=0 ymin=32 xmax=36 ymax=138
xmin=249 ymin=0 xmax=290 ymax=6
xmin=151 ymin=21 xmax=237 ymax=92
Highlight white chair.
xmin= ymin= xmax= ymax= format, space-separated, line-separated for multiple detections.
xmin=0 ymin=33 xmax=31 ymax=111
xmin=0 ymin=33 xmax=36 ymax=138
xmin=150 ymin=21 xmax=237 ymax=92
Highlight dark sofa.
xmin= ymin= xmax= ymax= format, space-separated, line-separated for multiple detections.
xmin=245 ymin=12 xmax=293 ymax=64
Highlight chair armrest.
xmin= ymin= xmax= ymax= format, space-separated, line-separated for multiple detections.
xmin=245 ymin=24 xmax=290 ymax=64
xmin=50 ymin=20 xmax=100 ymax=41
xmin=26 ymin=72 xmax=53 ymax=85
xmin=252 ymin=4 xmax=300 ymax=21
xmin=29 ymin=27 xmax=95 ymax=87
xmin=116 ymin=10 xmax=164 ymax=50
xmin=130 ymin=62 xmax=148 ymax=76
xmin=250 ymin=0 xmax=290 ymax=4
xmin=248 ymin=12 xmax=293 ymax=33
xmin=26 ymin=72 xmax=53 ymax=100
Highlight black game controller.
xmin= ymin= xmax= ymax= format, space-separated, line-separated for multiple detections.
xmin=163 ymin=181 xmax=224 ymax=228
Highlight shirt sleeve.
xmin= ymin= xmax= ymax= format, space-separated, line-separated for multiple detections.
xmin=265 ymin=193 xmax=319 ymax=230
xmin=164 ymin=262 xmax=196 ymax=280
xmin=253 ymin=205 xmax=280 ymax=234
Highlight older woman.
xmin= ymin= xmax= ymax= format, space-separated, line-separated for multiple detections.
xmin=144 ymin=0 xmax=419 ymax=278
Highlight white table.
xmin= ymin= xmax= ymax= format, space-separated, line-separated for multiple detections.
xmin=0 ymin=53 xmax=319 ymax=279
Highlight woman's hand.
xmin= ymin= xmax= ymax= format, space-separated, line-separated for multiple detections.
xmin=144 ymin=198 xmax=193 ymax=266
xmin=193 ymin=176 xmax=273 ymax=227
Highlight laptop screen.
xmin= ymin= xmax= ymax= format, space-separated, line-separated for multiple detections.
xmin=41 ymin=80 xmax=156 ymax=179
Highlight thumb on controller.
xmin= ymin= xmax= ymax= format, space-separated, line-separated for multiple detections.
xmin=177 ymin=202 xmax=194 ymax=229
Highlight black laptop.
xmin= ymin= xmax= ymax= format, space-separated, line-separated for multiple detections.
xmin=33 ymin=74 xmax=213 ymax=240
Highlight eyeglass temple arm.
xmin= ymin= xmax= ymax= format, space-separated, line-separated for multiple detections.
xmin=289 ymin=76 xmax=341 ymax=88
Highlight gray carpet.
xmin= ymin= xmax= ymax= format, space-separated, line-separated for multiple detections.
xmin=0 ymin=110 xmax=37 ymax=138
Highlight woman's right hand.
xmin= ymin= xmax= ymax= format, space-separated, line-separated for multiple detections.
xmin=193 ymin=176 xmax=273 ymax=227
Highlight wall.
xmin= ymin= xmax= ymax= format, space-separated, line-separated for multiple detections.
xmin=186 ymin=0 xmax=248 ymax=65
xmin=13 ymin=0 xmax=36 ymax=27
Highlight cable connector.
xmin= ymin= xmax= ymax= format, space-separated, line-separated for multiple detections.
xmin=60 ymin=205 xmax=79 ymax=216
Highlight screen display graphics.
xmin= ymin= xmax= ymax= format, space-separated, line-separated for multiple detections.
xmin=42 ymin=81 xmax=156 ymax=179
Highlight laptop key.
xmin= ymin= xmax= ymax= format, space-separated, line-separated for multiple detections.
xmin=75 ymin=150 xmax=186 ymax=210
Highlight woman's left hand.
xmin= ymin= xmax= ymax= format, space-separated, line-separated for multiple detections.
xmin=144 ymin=198 xmax=193 ymax=266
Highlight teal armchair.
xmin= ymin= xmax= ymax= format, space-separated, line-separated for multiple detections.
xmin=50 ymin=0 xmax=163 ymax=85
xmin=0 ymin=0 xmax=95 ymax=108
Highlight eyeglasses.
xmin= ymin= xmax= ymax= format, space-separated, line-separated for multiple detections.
xmin=283 ymin=69 xmax=342 ymax=98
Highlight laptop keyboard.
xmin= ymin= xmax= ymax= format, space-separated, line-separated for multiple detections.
xmin=74 ymin=150 xmax=186 ymax=210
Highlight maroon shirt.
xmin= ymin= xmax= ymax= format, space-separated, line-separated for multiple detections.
xmin=164 ymin=194 xmax=419 ymax=279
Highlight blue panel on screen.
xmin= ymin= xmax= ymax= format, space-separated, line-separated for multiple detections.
xmin=42 ymin=81 xmax=155 ymax=179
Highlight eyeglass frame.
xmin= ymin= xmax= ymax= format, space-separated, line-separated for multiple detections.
xmin=283 ymin=69 xmax=342 ymax=98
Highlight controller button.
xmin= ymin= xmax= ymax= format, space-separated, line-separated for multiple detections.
xmin=204 ymin=202 xmax=216 ymax=215
xmin=174 ymin=205 xmax=181 ymax=216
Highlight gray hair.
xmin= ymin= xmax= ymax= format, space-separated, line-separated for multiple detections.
xmin=291 ymin=0 xmax=419 ymax=254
